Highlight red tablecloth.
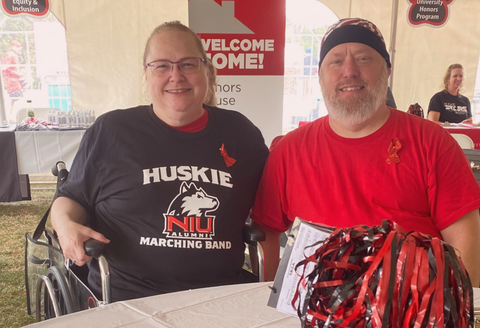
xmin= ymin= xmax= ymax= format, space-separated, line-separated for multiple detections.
xmin=443 ymin=125 xmax=480 ymax=150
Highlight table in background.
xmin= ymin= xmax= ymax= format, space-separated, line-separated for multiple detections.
xmin=0 ymin=129 xmax=85 ymax=202
xmin=25 ymin=282 xmax=298 ymax=328
xmin=15 ymin=130 xmax=85 ymax=174
xmin=443 ymin=124 xmax=480 ymax=150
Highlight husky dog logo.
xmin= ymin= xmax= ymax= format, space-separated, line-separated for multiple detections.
xmin=163 ymin=182 xmax=219 ymax=239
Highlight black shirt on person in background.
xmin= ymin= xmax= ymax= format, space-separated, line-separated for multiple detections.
xmin=427 ymin=91 xmax=471 ymax=123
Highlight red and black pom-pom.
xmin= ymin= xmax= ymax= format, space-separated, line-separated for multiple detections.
xmin=293 ymin=220 xmax=474 ymax=328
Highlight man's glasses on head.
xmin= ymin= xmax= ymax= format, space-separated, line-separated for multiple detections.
xmin=145 ymin=57 xmax=206 ymax=76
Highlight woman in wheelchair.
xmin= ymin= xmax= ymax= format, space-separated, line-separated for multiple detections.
xmin=50 ymin=21 xmax=269 ymax=302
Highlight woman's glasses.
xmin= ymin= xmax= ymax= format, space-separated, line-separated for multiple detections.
xmin=145 ymin=57 xmax=205 ymax=76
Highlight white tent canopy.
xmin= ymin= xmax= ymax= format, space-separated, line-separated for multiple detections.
xmin=319 ymin=0 xmax=480 ymax=112
xmin=49 ymin=0 xmax=188 ymax=117
xmin=45 ymin=0 xmax=480 ymax=132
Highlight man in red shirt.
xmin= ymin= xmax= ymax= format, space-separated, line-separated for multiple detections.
xmin=251 ymin=18 xmax=480 ymax=286
xmin=2 ymin=39 xmax=25 ymax=114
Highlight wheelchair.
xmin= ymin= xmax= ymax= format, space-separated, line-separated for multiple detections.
xmin=25 ymin=161 xmax=266 ymax=322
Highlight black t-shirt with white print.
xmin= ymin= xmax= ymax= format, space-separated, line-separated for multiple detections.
xmin=57 ymin=105 xmax=269 ymax=301
xmin=427 ymin=91 xmax=471 ymax=123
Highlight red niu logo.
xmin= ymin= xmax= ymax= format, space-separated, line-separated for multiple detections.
xmin=166 ymin=216 xmax=213 ymax=234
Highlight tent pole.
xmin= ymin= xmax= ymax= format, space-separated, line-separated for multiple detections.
xmin=388 ymin=0 xmax=399 ymax=92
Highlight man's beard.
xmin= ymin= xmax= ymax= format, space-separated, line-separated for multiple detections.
xmin=320 ymin=67 xmax=389 ymax=126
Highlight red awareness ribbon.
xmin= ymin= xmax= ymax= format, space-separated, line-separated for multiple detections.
xmin=219 ymin=143 xmax=236 ymax=167
xmin=386 ymin=137 xmax=402 ymax=164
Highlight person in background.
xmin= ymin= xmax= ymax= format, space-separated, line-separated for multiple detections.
xmin=427 ymin=63 xmax=472 ymax=124
xmin=251 ymin=18 xmax=480 ymax=286
xmin=1 ymin=40 xmax=25 ymax=114
xmin=51 ymin=21 xmax=269 ymax=302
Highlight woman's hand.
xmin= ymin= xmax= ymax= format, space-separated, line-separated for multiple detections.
xmin=56 ymin=220 xmax=110 ymax=266
xmin=51 ymin=196 xmax=110 ymax=266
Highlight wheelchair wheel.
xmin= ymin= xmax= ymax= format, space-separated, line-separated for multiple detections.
xmin=42 ymin=266 xmax=77 ymax=319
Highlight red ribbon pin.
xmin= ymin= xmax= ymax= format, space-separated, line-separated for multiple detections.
xmin=386 ymin=137 xmax=401 ymax=164
xmin=220 ymin=143 xmax=236 ymax=167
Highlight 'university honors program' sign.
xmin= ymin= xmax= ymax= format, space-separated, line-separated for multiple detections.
xmin=2 ymin=0 xmax=49 ymax=17
xmin=407 ymin=0 xmax=455 ymax=27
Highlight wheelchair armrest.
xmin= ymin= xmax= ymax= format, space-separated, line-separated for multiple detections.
xmin=84 ymin=239 xmax=106 ymax=258
xmin=84 ymin=239 xmax=111 ymax=304
xmin=243 ymin=224 xmax=266 ymax=246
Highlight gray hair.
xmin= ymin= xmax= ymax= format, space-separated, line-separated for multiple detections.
xmin=143 ymin=21 xmax=207 ymax=67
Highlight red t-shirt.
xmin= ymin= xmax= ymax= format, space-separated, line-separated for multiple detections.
xmin=251 ymin=108 xmax=480 ymax=238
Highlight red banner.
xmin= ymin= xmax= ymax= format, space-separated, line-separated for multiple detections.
xmin=191 ymin=0 xmax=285 ymax=76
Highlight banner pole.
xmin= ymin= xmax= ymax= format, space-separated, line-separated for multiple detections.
xmin=388 ymin=0 xmax=399 ymax=92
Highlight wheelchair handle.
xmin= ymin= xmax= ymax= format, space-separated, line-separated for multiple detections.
xmin=84 ymin=239 xmax=106 ymax=258
xmin=84 ymin=239 xmax=111 ymax=304
xmin=243 ymin=224 xmax=266 ymax=246
xmin=52 ymin=161 xmax=69 ymax=189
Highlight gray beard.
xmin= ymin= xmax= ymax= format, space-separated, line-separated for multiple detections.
xmin=320 ymin=68 xmax=389 ymax=126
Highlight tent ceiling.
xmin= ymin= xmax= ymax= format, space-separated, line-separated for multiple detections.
xmin=47 ymin=1 xmax=480 ymax=121
xmin=50 ymin=0 xmax=188 ymax=116
xmin=320 ymin=0 xmax=480 ymax=112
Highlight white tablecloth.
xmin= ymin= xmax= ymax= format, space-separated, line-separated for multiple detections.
xmin=15 ymin=130 xmax=85 ymax=174
xmin=24 ymin=282 xmax=298 ymax=328
xmin=23 ymin=283 xmax=480 ymax=328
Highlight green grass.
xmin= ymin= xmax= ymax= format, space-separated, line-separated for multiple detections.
xmin=0 ymin=186 xmax=55 ymax=328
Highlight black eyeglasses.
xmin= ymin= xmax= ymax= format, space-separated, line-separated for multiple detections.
xmin=145 ymin=57 xmax=206 ymax=76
